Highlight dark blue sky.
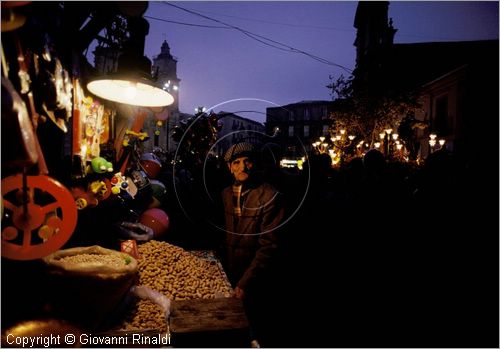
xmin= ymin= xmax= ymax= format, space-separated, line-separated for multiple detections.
xmin=141 ymin=1 xmax=498 ymax=123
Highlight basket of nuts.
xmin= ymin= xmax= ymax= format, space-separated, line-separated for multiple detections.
xmin=113 ymin=241 xmax=234 ymax=334
xmin=43 ymin=245 xmax=138 ymax=329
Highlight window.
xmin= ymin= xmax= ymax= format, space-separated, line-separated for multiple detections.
xmin=304 ymin=109 xmax=310 ymax=121
xmin=304 ymin=125 xmax=310 ymax=137
xmin=288 ymin=126 xmax=294 ymax=137
xmin=435 ymin=95 xmax=449 ymax=135
xmin=289 ymin=111 xmax=295 ymax=121
xmin=322 ymin=125 xmax=329 ymax=135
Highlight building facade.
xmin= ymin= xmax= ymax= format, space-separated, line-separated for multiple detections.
xmin=352 ymin=1 xmax=498 ymax=164
xmin=93 ymin=46 xmax=120 ymax=76
xmin=265 ymin=101 xmax=336 ymax=158
xmin=216 ymin=112 xmax=265 ymax=157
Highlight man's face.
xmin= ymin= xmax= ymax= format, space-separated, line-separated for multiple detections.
xmin=228 ymin=156 xmax=253 ymax=183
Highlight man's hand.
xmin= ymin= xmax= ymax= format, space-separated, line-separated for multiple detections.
xmin=233 ymin=286 xmax=245 ymax=300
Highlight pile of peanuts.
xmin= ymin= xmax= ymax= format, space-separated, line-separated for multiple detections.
xmin=116 ymin=240 xmax=233 ymax=332
xmin=119 ymin=299 xmax=169 ymax=333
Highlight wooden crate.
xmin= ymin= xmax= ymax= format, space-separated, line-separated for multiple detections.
xmin=170 ymin=298 xmax=250 ymax=347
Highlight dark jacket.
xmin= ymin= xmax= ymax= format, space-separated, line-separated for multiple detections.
xmin=222 ymin=182 xmax=284 ymax=290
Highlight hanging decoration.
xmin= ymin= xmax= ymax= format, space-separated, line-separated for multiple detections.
xmin=84 ymin=98 xmax=105 ymax=160
xmin=171 ymin=110 xmax=221 ymax=169
xmin=155 ymin=120 xmax=163 ymax=137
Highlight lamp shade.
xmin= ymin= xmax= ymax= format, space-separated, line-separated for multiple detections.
xmin=87 ymin=53 xmax=173 ymax=107
xmin=87 ymin=78 xmax=174 ymax=107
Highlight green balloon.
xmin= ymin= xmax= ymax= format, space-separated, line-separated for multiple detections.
xmin=149 ymin=180 xmax=167 ymax=203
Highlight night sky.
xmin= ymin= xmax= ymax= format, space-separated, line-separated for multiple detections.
xmin=137 ymin=1 xmax=499 ymax=123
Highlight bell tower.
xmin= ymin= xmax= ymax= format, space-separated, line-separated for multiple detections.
xmin=353 ymin=1 xmax=397 ymax=93
xmin=152 ymin=40 xmax=180 ymax=113
xmin=145 ymin=40 xmax=182 ymax=153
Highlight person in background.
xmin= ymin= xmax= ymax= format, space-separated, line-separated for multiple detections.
xmin=221 ymin=141 xmax=284 ymax=346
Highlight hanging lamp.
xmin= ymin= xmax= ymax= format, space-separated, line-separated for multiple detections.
xmin=87 ymin=16 xmax=174 ymax=107
xmin=87 ymin=54 xmax=174 ymax=107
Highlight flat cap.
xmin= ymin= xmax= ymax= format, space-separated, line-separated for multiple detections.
xmin=224 ymin=142 xmax=255 ymax=162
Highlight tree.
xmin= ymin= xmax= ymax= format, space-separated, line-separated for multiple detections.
xmin=327 ymin=74 xmax=423 ymax=157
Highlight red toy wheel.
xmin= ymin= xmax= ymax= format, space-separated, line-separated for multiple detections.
xmin=1 ymin=174 xmax=77 ymax=260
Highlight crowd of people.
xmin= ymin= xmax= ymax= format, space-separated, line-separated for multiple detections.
xmin=151 ymin=141 xmax=495 ymax=347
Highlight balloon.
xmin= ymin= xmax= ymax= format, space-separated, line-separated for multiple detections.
xmin=155 ymin=108 xmax=169 ymax=121
xmin=139 ymin=208 xmax=169 ymax=238
xmin=140 ymin=153 xmax=162 ymax=179
xmin=148 ymin=180 xmax=167 ymax=208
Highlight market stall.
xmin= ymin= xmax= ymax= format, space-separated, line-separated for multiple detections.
xmin=2 ymin=242 xmax=250 ymax=347
xmin=1 ymin=2 xmax=247 ymax=347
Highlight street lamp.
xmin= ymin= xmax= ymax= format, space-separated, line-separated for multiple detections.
xmin=384 ymin=128 xmax=393 ymax=156
xmin=428 ymin=133 xmax=437 ymax=154
xmin=330 ymin=130 xmax=355 ymax=166
xmin=438 ymin=139 xmax=446 ymax=150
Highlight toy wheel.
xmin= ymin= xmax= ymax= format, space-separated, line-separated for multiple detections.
xmin=1 ymin=174 xmax=77 ymax=260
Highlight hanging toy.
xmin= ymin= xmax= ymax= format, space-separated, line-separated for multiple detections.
xmin=123 ymin=130 xmax=149 ymax=147
xmin=154 ymin=120 xmax=162 ymax=137
xmin=90 ymin=156 xmax=113 ymax=174
xmin=110 ymin=172 xmax=138 ymax=199
xmin=88 ymin=179 xmax=111 ymax=202
xmin=110 ymin=172 xmax=129 ymax=195
xmin=70 ymin=186 xmax=98 ymax=210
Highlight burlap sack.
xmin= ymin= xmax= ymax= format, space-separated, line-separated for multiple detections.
xmin=43 ymin=245 xmax=138 ymax=329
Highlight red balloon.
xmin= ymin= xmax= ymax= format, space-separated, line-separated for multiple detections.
xmin=139 ymin=208 xmax=170 ymax=238
xmin=155 ymin=109 xmax=169 ymax=121
xmin=140 ymin=153 xmax=162 ymax=179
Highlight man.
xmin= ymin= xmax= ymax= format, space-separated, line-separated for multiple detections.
xmin=221 ymin=142 xmax=284 ymax=345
